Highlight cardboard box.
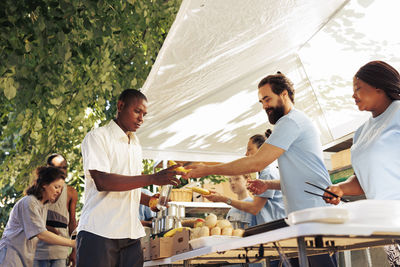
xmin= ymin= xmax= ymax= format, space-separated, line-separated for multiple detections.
xmin=150 ymin=235 xmax=173 ymax=259
xmin=331 ymin=148 xmax=351 ymax=170
xmin=150 ymin=229 xmax=190 ymax=259
xmin=141 ymin=240 xmax=151 ymax=261
xmin=172 ymin=228 xmax=190 ymax=255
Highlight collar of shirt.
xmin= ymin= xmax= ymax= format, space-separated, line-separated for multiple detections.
xmin=109 ymin=119 xmax=136 ymax=144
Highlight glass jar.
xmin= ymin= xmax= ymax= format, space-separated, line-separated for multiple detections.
xmin=156 ymin=184 xmax=173 ymax=211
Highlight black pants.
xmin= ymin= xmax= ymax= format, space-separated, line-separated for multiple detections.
xmin=76 ymin=231 xmax=143 ymax=267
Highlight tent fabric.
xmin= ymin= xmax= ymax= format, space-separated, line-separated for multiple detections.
xmin=138 ymin=0 xmax=400 ymax=163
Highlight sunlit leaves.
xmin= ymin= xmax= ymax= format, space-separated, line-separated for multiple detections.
xmin=50 ymin=97 xmax=63 ymax=106
xmin=0 ymin=0 xmax=182 ymax=234
xmin=2 ymin=77 xmax=17 ymax=100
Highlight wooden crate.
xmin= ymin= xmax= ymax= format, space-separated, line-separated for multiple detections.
xmin=331 ymin=149 xmax=351 ymax=170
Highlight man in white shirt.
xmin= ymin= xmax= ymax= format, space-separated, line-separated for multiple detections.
xmin=77 ymin=89 xmax=182 ymax=267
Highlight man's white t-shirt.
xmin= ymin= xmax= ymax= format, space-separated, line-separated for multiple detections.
xmin=78 ymin=120 xmax=145 ymax=239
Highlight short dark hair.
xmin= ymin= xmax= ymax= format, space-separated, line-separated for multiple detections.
xmin=47 ymin=153 xmax=65 ymax=166
xmin=118 ymin=89 xmax=147 ymax=104
xmin=355 ymin=61 xmax=400 ymax=100
xmin=258 ymin=72 xmax=295 ymax=103
xmin=25 ymin=166 xmax=65 ymax=200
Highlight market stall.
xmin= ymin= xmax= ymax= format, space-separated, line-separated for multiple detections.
xmin=143 ymin=200 xmax=400 ymax=266
xmin=137 ymin=0 xmax=400 ymax=163
xmin=144 ymin=222 xmax=400 ymax=266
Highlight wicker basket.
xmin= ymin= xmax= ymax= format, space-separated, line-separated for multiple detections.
xmin=170 ymin=188 xmax=192 ymax=202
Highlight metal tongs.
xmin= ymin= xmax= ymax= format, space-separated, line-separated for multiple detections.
xmin=304 ymin=181 xmax=350 ymax=203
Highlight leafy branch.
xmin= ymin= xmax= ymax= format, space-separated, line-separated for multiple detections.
xmin=0 ymin=0 xmax=182 ymax=233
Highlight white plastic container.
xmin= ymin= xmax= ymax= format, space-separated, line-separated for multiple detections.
xmin=287 ymin=206 xmax=349 ymax=225
xmin=287 ymin=200 xmax=400 ymax=227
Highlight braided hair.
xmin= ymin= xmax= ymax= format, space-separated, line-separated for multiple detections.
xmin=355 ymin=61 xmax=400 ymax=100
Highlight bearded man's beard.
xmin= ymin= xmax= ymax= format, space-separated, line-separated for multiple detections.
xmin=266 ymin=102 xmax=285 ymax=125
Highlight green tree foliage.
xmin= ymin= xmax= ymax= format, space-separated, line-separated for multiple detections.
xmin=0 ymin=0 xmax=181 ymax=235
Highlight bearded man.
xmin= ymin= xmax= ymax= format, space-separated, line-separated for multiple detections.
xmin=184 ymin=72 xmax=336 ymax=267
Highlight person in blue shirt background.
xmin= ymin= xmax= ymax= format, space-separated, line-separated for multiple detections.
xmin=246 ymin=131 xmax=285 ymax=225
xmin=139 ymin=188 xmax=156 ymax=227
xmin=324 ymin=60 xmax=400 ymax=266
xmin=204 ymin=132 xmax=285 ymax=227
xmin=224 ymin=174 xmax=254 ymax=227
xmin=204 ymin=131 xmax=286 ymax=267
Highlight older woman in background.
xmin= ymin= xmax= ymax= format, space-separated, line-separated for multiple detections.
xmin=0 ymin=166 xmax=76 ymax=267
xmin=324 ymin=60 xmax=400 ymax=266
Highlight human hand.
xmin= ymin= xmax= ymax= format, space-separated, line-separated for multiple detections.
xmin=141 ymin=220 xmax=153 ymax=227
xmin=323 ymin=185 xmax=343 ymax=205
xmin=149 ymin=193 xmax=161 ymax=212
xmin=182 ymin=163 xmax=211 ymax=179
xmin=168 ymin=160 xmax=191 ymax=174
xmin=67 ymin=248 xmax=76 ymax=267
xmin=247 ymin=179 xmax=268 ymax=195
xmin=203 ymin=190 xmax=223 ymax=203
xmin=153 ymin=165 xmax=183 ymax=186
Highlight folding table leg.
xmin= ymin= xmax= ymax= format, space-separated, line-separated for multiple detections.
xmin=297 ymin=236 xmax=309 ymax=267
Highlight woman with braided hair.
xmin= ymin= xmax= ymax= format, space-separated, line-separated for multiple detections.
xmin=324 ymin=60 xmax=400 ymax=266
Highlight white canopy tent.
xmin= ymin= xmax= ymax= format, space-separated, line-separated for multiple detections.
xmin=138 ymin=0 xmax=400 ymax=165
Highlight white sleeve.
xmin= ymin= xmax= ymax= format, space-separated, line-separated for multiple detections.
xmin=81 ymin=131 xmax=111 ymax=173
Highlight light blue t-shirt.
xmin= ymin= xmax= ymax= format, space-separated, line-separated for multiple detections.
xmin=351 ymin=100 xmax=400 ymax=200
xmin=266 ymin=108 xmax=331 ymax=214
xmin=226 ymin=196 xmax=254 ymax=227
xmin=254 ymin=162 xmax=286 ymax=224
xmin=139 ymin=188 xmax=156 ymax=221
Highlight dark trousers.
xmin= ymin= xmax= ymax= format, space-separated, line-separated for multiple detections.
xmin=76 ymin=231 xmax=143 ymax=267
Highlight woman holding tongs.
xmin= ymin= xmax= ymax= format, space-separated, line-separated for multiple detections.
xmin=324 ymin=61 xmax=400 ymax=266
